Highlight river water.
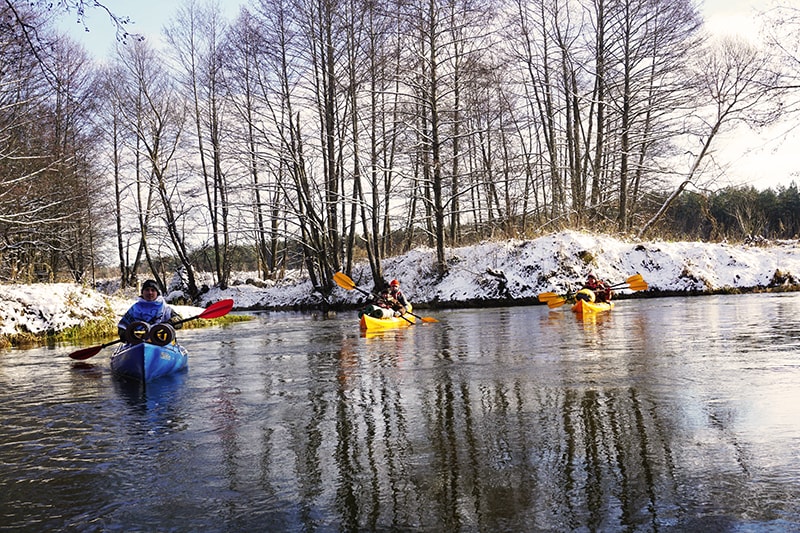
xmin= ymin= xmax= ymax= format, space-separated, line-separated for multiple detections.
xmin=2 ymin=293 xmax=800 ymax=532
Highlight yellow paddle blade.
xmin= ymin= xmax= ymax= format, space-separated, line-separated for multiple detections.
xmin=609 ymin=274 xmax=644 ymax=288
xmin=333 ymin=271 xmax=356 ymax=290
xmin=625 ymin=273 xmax=643 ymax=284
xmin=538 ymin=292 xmax=560 ymax=302
xmin=628 ymin=281 xmax=648 ymax=291
xmin=547 ymin=297 xmax=567 ymax=308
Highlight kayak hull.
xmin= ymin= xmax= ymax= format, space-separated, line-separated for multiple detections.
xmin=571 ymin=298 xmax=614 ymax=315
xmin=359 ymin=308 xmax=416 ymax=330
xmin=110 ymin=342 xmax=188 ymax=382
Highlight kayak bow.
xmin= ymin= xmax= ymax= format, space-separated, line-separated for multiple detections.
xmin=110 ymin=342 xmax=188 ymax=382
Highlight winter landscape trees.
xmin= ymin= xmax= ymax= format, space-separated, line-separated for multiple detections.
xmin=1 ymin=0 xmax=799 ymax=297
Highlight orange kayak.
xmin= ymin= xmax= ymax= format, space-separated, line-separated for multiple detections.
xmin=359 ymin=306 xmax=416 ymax=330
xmin=571 ymin=289 xmax=614 ymax=315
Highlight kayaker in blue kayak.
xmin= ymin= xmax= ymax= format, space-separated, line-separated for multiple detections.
xmin=117 ymin=279 xmax=183 ymax=340
xmin=359 ymin=278 xmax=410 ymax=319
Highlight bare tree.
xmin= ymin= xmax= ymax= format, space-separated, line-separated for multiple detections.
xmin=639 ymin=36 xmax=783 ymax=238
xmin=222 ymin=8 xmax=282 ymax=280
xmin=166 ymin=0 xmax=233 ymax=289
xmin=0 ymin=4 xmax=102 ymax=281
xmin=603 ymin=0 xmax=701 ymax=232
xmin=113 ymin=40 xmax=200 ymax=298
xmin=95 ymin=62 xmax=146 ymax=288
xmin=235 ymin=0 xmax=336 ymax=290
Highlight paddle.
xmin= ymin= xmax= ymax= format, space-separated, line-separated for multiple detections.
xmin=609 ymin=273 xmax=644 ymax=289
xmin=333 ymin=271 xmax=414 ymax=324
xmin=537 ymin=274 xmax=647 ymax=309
xmin=333 ymin=272 xmax=439 ymax=324
xmin=68 ymin=298 xmax=235 ymax=360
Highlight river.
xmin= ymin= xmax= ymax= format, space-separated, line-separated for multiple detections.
xmin=2 ymin=293 xmax=799 ymax=532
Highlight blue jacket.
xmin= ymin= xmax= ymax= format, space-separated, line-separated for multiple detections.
xmin=118 ymin=296 xmax=181 ymax=332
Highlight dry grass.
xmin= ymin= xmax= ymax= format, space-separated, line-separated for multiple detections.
xmin=0 ymin=314 xmax=252 ymax=350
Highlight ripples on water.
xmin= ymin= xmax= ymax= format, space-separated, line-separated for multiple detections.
xmin=1 ymin=293 xmax=799 ymax=531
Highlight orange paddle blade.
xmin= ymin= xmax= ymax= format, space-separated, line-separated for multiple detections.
xmin=628 ymin=281 xmax=648 ymax=291
xmin=333 ymin=271 xmax=357 ymax=290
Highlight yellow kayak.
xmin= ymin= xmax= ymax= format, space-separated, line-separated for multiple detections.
xmin=571 ymin=289 xmax=614 ymax=315
xmin=359 ymin=306 xmax=416 ymax=330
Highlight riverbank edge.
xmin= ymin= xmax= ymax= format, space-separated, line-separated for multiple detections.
xmin=1 ymin=314 xmax=251 ymax=351
xmin=236 ymin=283 xmax=800 ymax=312
xmin=3 ymin=284 xmax=798 ymax=350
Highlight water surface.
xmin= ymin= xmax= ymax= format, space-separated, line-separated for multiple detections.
xmin=2 ymin=293 xmax=799 ymax=531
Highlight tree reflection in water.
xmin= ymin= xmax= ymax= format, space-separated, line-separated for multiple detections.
xmin=4 ymin=296 xmax=800 ymax=531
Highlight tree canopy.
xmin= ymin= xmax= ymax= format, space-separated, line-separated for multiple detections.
xmin=2 ymin=0 xmax=799 ymax=296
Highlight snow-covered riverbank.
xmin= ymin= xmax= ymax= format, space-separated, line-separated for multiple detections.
xmin=2 ymin=230 xmax=799 ymax=339
xmin=204 ymin=230 xmax=800 ymax=309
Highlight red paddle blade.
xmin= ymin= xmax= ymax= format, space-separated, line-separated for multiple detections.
xmin=199 ymin=299 xmax=234 ymax=319
xmin=68 ymin=345 xmax=104 ymax=360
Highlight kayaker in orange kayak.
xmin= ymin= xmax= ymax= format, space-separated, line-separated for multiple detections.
xmin=583 ymin=273 xmax=612 ymax=303
xmin=359 ymin=278 xmax=410 ymax=319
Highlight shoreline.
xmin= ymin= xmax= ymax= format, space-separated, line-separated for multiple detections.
xmin=5 ymin=231 xmax=800 ymax=347
xmin=237 ymin=283 xmax=800 ymax=313
xmin=2 ymin=283 xmax=798 ymax=350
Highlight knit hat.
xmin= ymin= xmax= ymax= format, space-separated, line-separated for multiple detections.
xmin=141 ymin=279 xmax=161 ymax=295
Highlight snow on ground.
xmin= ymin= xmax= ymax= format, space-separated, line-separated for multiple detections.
xmin=2 ymin=230 xmax=800 ymax=337
xmin=0 ymin=284 xmax=204 ymax=337
xmin=201 ymin=230 xmax=800 ymax=309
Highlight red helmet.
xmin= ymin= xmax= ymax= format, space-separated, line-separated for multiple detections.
xmin=390 ymin=279 xmax=400 ymax=287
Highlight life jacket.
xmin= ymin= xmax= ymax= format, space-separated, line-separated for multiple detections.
xmin=119 ymin=297 xmax=170 ymax=328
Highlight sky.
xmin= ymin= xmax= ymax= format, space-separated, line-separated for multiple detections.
xmin=57 ymin=0 xmax=245 ymax=57
xmin=61 ymin=0 xmax=773 ymax=64
xmin=699 ymin=0 xmax=799 ymax=192
xmin=56 ymin=0 xmax=797 ymax=191
xmin=701 ymin=0 xmax=764 ymax=36
xmin=3 ymin=230 xmax=799 ymax=336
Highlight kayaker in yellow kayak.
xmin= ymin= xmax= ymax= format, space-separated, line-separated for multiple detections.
xmin=582 ymin=273 xmax=612 ymax=303
xmin=359 ymin=278 xmax=410 ymax=319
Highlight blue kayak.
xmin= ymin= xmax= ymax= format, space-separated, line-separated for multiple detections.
xmin=110 ymin=342 xmax=188 ymax=382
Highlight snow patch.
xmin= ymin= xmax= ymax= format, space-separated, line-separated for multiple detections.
xmin=2 ymin=231 xmax=800 ymax=337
